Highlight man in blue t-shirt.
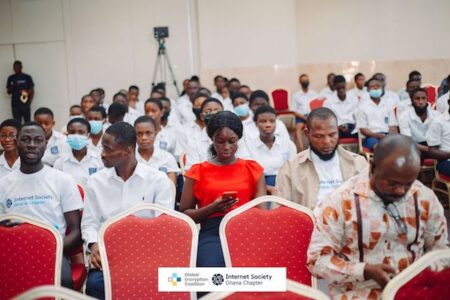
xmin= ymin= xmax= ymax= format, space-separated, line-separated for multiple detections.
xmin=6 ymin=61 xmax=34 ymax=123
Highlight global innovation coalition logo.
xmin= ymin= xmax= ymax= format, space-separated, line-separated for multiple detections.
xmin=168 ymin=273 xmax=182 ymax=286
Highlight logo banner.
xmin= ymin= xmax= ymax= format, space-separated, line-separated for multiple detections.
xmin=158 ymin=267 xmax=286 ymax=292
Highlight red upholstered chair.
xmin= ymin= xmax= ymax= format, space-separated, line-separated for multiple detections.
xmin=14 ymin=285 xmax=96 ymax=300
xmin=308 ymin=98 xmax=326 ymax=111
xmin=270 ymin=88 xmax=296 ymax=132
xmin=98 ymin=204 xmax=198 ymax=300
xmin=0 ymin=214 xmax=63 ymax=299
xmin=382 ymin=249 xmax=450 ymax=300
xmin=270 ymin=88 xmax=291 ymax=113
xmin=432 ymin=161 xmax=450 ymax=206
xmin=220 ymin=196 xmax=316 ymax=287
xmin=199 ymin=279 xmax=330 ymax=300
xmin=423 ymin=84 xmax=437 ymax=106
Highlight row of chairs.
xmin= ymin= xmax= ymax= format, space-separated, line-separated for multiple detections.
xmin=2 ymin=196 xmax=450 ymax=299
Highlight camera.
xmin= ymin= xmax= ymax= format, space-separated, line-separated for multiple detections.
xmin=153 ymin=27 xmax=169 ymax=40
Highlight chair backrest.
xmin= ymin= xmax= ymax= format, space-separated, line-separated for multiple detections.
xmin=0 ymin=214 xmax=63 ymax=299
xmin=270 ymin=88 xmax=291 ymax=112
xmin=199 ymin=279 xmax=330 ymax=300
xmin=99 ymin=204 xmax=198 ymax=300
xmin=180 ymin=151 xmax=187 ymax=175
xmin=13 ymin=285 xmax=96 ymax=300
xmin=220 ymin=196 xmax=316 ymax=287
xmin=423 ymin=84 xmax=437 ymax=105
xmin=382 ymin=249 xmax=450 ymax=300
xmin=309 ymin=98 xmax=326 ymax=111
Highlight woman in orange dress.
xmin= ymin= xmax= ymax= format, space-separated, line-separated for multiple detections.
xmin=180 ymin=111 xmax=266 ymax=267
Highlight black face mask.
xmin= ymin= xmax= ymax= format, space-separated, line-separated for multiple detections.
xmin=310 ymin=143 xmax=338 ymax=161
xmin=301 ymin=81 xmax=310 ymax=89
xmin=162 ymin=110 xmax=170 ymax=122
xmin=192 ymin=108 xmax=202 ymax=120
xmin=413 ymin=104 xmax=428 ymax=116
xmin=203 ymin=113 xmax=216 ymax=126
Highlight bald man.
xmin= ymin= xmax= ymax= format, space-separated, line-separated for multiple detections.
xmin=307 ymin=134 xmax=448 ymax=300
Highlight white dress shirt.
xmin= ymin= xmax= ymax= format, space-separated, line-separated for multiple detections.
xmin=0 ymin=154 xmax=20 ymax=178
xmin=357 ymin=98 xmax=398 ymax=133
xmin=291 ymin=89 xmax=317 ymax=115
xmin=241 ymin=135 xmax=296 ymax=176
xmin=0 ymin=166 xmax=83 ymax=237
xmin=319 ymin=86 xmax=334 ymax=100
xmin=42 ymin=130 xmax=70 ymax=167
xmin=184 ymin=128 xmax=249 ymax=171
xmin=176 ymin=95 xmax=196 ymax=125
xmin=397 ymin=87 xmax=410 ymax=101
xmin=155 ymin=124 xmax=181 ymax=158
xmin=81 ymin=162 xmax=174 ymax=244
xmin=53 ymin=149 xmax=104 ymax=187
xmin=323 ymin=93 xmax=358 ymax=125
xmin=384 ymin=90 xmax=400 ymax=107
xmin=399 ymin=106 xmax=440 ymax=143
xmin=436 ymin=92 xmax=449 ymax=114
xmin=244 ymin=118 xmax=290 ymax=142
xmin=427 ymin=111 xmax=450 ymax=153
xmin=348 ymin=87 xmax=370 ymax=102
xmin=136 ymin=147 xmax=180 ymax=173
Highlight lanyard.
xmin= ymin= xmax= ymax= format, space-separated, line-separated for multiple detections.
xmin=354 ymin=193 xmax=419 ymax=263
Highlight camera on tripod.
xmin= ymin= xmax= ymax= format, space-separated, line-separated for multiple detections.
xmin=153 ymin=27 xmax=169 ymax=40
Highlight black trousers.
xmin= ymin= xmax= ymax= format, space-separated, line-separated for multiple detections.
xmin=12 ymin=106 xmax=31 ymax=123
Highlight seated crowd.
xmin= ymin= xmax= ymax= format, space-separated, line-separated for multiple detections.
xmin=1 ymin=70 xmax=450 ymax=300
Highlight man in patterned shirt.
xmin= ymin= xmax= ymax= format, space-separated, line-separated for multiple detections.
xmin=307 ymin=134 xmax=448 ymax=300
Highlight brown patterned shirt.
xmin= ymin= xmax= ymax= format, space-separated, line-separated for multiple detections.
xmin=307 ymin=174 xmax=448 ymax=300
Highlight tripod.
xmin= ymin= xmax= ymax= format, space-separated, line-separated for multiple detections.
xmin=151 ymin=39 xmax=180 ymax=96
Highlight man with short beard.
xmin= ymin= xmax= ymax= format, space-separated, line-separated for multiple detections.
xmin=399 ymin=88 xmax=440 ymax=158
xmin=276 ymin=108 xmax=368 ymax=209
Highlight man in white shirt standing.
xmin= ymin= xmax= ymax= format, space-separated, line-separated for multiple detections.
xmin=0 ymin=121 xmax=83 ymax=288
xmin=427 ymin=98 xmax=450 ymax=177
xmin=357 ymin=78 xmax=398 ymax=151
xmin=348 ymin=73 xmax=369 ymax=102
xmin=292 ymin=74 xmax=317 ymax=151
xmin=318 ymin=73 xmax=336 ymax=100
xmin=399 ymin=87 xmax=439 ymax=158
xmin=324 ymin=75 xmax=359 ymax=138
xmin=82 ymin=122 xmax=174 ymax=299
xmin=34 ymin=107 xmax=70 ymax=166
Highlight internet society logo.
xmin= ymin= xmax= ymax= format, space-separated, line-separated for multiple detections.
xmin=168 ymin=273 xmax=182 ymax=286
xmin=212 ymin=273 xmax=224 ymax=286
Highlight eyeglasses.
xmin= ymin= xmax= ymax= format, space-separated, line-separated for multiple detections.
xmin=385 ymin=203 xmax=408 ymax=235
xmin=0 ymin=134 xmax=17 ymax=140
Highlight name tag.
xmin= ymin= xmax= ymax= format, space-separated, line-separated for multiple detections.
xmin=158 ymin=166 xmax=168 ymax=173
xmin=88 ymin=168 xmax=97 ymax=175
xmin=384 ymin=116 xmax=388 ymax=124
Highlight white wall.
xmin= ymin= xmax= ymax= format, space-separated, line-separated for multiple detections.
xmin=295 ymin=0 xmax=450 ymax=64
xmin=0 ymin=0 xmax=196 ymax=127
xmin=1 ymin=0 xmax=450 ymax=126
